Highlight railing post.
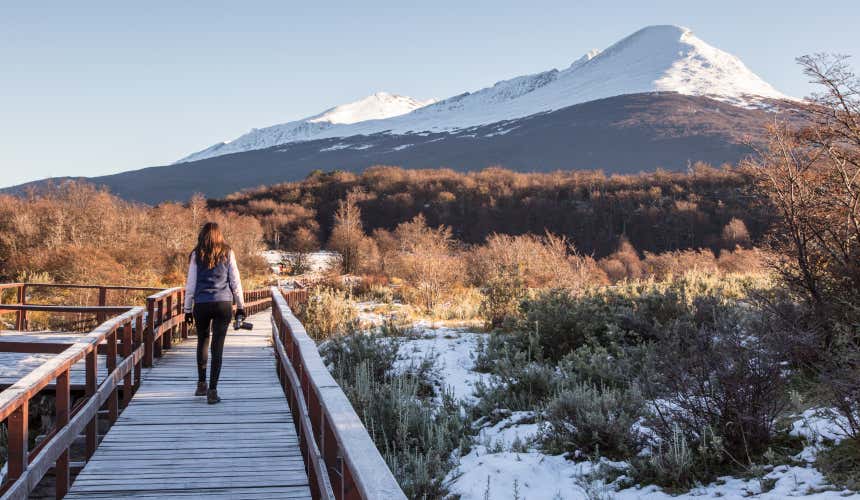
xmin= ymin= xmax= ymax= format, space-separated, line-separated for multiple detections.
xmin=7 ymin=401 xmax=29 ymax=482
xmin=145 ymin=298 xmax=155 ymax=367
xmin=155 ymin=297 xmax=170 ymax=358
xmin=85 ymin=349 xmax=98 ymax=459
xmin=16 ymin=283 xmax=27 ymax=330
xmin=180 ymin=290 xmax=188 ymax=339
xmin=135 ymin=314 xmax=144 ymax=387
xmin=106 ymin=330 xmax=119 ymax=423
xmin=122 ymin=321 xmax=133 ymax=408
xmin=55 ymin=369 xmax=71 ymax=499
xmin=163 ymin=294 xmax=176 ymax=349
xmin=96 ymin=286 xmax=107 ymax=323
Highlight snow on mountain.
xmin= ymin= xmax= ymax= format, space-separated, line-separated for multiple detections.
xmin=177 ymin=92 xmax=435 ymax=163
xmin=178 ymin=25 xmax=790 ymax=163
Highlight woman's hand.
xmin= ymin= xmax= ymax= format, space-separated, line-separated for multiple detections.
xmin=185 ymin=313 xmax=194 ymax=325
xmin=235 ymin=309 xmax=246 ymax=321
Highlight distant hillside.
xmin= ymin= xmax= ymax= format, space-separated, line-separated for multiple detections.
xmin=3 ymin=93 xmax=799 ymax=205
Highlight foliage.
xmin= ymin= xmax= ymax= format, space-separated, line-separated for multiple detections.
xmin=0 ymin=182 xmax=268 ymax=286
xmin=816 ymin=437 xmax=860 ymax=491
xmin=479 ymin=263 xmax=528 ymax=329
xmin=542 ymin=381 xmax=646 ymax=460
xmin=299 ymin=287 xmax=359 ymax=340
xmin=212 ymin=164 xmax=774 ymax=258
xmin=321 ymin=333 xmax=471 ymax=499
xmin=327 ymin=189 xmax=378 ymax=274
xmin=630 ymin=425 xmax=727 ymax=493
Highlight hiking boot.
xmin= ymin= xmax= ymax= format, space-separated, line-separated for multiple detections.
xmin=195 ymin=381 xmax=207 ymax=396
xmin=207 ymin=389 xmax=221 ymax=405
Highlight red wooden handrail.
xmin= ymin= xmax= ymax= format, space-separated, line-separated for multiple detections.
xmin=270 ymin=287 xmax=406 ymax=500
xmin=0 ymin=282 xmax=278 ymax=499
xmin=0 ymin=307 xmax=146 ymax=499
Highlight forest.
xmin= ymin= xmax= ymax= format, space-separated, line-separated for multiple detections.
xmin=210 ymin=162 xmax=773 ymax=258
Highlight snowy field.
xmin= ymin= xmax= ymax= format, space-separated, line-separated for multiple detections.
xmin=363 ymin=304 xmax=859 ymax=500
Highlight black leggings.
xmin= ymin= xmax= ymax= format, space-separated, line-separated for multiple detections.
xmin=193 ymin=301 xmax=232 ymax=390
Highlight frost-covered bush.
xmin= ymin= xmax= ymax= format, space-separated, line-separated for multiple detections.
xmin=472 ymin=334 xmax=561 ymax=422
xmin=322 ymin=333 xmax=471 ymax=499
xmin=542 ymin=381 xmax=646 ymax=460
xmin=643 ymin=298 xmax=791 ymax=460
xmin=630 ymin=425 xmax=725 ymax=492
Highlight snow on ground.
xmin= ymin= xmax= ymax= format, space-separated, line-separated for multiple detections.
xmin=261 ymin=250 xmax=339 ymax=276
xmin=388 ymin=319 xmax=859 ymax=499
xmin=351 ymin=303 xmax=856 ymax=499
xmin=394 ymin=322 xmax=485 ymax=402
xmin=447 ymin=411 xmax=858 ymax=500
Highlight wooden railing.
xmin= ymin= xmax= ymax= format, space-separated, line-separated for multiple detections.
xmin=0 ymin=283 xmax=164 ymax=331
xmin=0 ymin=307 xmax=146 ymax=499
xmin=270 ymin=286 xmax=406 ymax=500
xmin=0 ymin=282 xmax=272 ymax=499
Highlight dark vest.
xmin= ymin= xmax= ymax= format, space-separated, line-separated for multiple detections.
xmin=194 ymin=254 xmax=233 ymax=304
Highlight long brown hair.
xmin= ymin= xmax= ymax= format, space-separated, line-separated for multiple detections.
xmin=194 ymin=222 xmax=231 ymax=269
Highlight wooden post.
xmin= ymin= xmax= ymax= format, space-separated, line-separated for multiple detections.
xmin=144 ymin=299 xmax=155 ymax=367
xmin=164 ymin=295 xmax=173 ymax=349
xmin=96 ymin=286 xmax=107 ymax=323
xmin=154 ymin=299 xmax=163 ymax=359
xmin=134 ymin=315 xmax=143 ymax=387
xmin=121 ymin=321 xmax=133 ymax=408
xmin=7 ymin=402 xmax=29 ymax=481
xmin=55 ymin=369 xmax=71 ymax=499
xmin=180 ymin=289 xmax=188 ymax=340
xmin=85 ymin=349 xmax=97 ymax=459
xmin=16 ymin=284 xmax=27 ymax=330
xmin=106 ymin=330 xmax=118 ymax=423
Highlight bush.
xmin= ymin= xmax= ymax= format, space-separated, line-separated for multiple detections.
xmin=479 ymin=264 xmax=527 ymax=329
xmin=816 ymin=438 xmax=860 ymax=491
xmin=630 ymin=425 xmax=726 ymax=493
xmin=542 ymin=381 xmax=646 ymax=460
xmin=322 ymin=333 xmax=472 ymax=499
xmin=472 ymin=335 xmax=560 ymax=422
xmin=642 ymin=298 xmax=792 ymax=470
xmin=299 ymin=287 xmax=359 ymax=340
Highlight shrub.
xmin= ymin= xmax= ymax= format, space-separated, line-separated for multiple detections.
xmin=299 ymin=287 xmax=359 ymax=340
xmin=542 ymin=381 xmax=646 ymax=460
xmin=479 ymin=264 xmax=527 ymax=329
xmin=816 ymin=438 xmax=860 ymax=491
xmin=643 ymin=298 xmax=792 ymax=465
xmin=472 ymin=337 xmax=560 ymax=422
xmin=322 ymin=333 xmax=471 ymax=499
xmin=630 ymin=425 xmax=726 ymax=492
xmin=430 ymin=285 xmax=483 ymax=321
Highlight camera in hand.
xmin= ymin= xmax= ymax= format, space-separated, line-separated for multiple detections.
xmin=233 ymin=315 xmax=254 ymax=331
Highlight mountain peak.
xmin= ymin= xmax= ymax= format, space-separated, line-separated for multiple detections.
xmin=308 ymin=92 xmax=435 ymax=125
xmin=177 ymin=24 xmax=790 ymax=163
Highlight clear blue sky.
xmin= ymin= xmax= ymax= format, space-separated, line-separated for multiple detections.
xmin=2 ymin=0 xmax=858 ymax=188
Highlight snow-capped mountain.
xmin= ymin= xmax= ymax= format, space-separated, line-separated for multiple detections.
xmin=178 ymin=25 xmax=789 ymax=163
xmin=178 ymin=92 xmax=436 ymax=163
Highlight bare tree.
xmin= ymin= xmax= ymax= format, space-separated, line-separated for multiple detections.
xmin=745 ymin=54 xmax=860 ymax=334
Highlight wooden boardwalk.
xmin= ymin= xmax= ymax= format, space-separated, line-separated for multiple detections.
xmin=65 ymin=310 xmax=312 ymax=499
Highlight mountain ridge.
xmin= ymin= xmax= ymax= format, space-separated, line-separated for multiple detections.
xmin=176 ymin=24 xmax=790 ymax=163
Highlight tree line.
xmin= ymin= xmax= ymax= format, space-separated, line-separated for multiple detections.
xmin=210 ymin=163 xmax=773 ymax=258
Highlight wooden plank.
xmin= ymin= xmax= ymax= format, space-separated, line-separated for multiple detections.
xmin=67 ymin=309 xmax=311 ymax=499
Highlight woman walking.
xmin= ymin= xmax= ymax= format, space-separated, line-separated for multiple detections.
xmin=183 ymin=222 xmax=245 ymax=404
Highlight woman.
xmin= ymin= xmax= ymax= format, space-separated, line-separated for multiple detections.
xmin=183 ymin=222 xmax=245 ymax=404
